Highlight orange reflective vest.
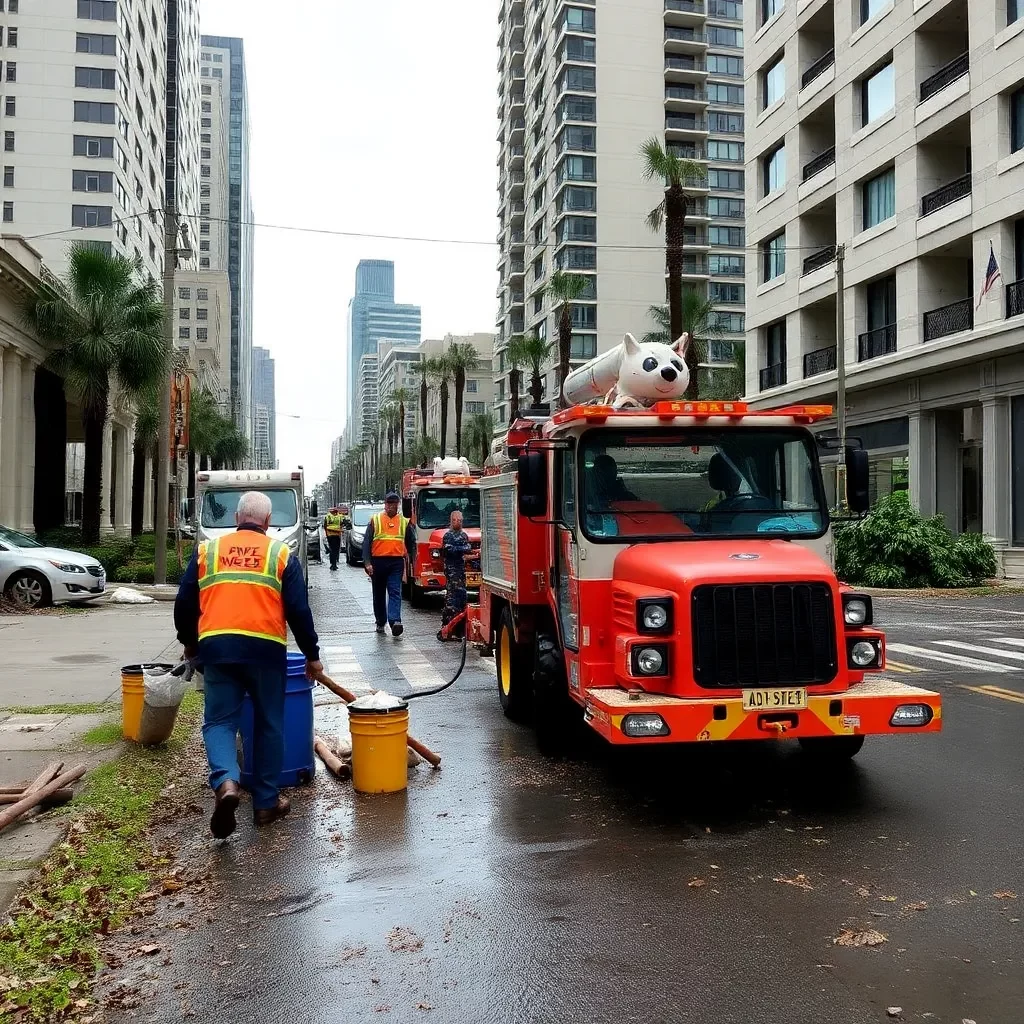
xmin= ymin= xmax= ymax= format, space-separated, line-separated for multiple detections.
xmin=197 ymin=531 xmax=289 ymax=645
xmin=370 ymin=512 xmax=409 ymax=558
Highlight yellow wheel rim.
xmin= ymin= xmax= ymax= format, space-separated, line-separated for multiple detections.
xmin=499 ymin=626 xmax=511 ymax=696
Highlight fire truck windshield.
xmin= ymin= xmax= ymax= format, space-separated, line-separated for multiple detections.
xmin=577 ymin=428 xmax=827 ymax=541
xmin=415 ymin=487 xmax=481 ymax=529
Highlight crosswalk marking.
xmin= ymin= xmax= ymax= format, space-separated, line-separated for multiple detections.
xmin=992 ymin=637 xmax=1024 ymax=648
xmin=934 ymin=640 xmax=1024 ymax=663
xmin=886 ymin=642 xmax=1015 ymax=674
xmin=961 ymin=684 xmax=1024 ymax=705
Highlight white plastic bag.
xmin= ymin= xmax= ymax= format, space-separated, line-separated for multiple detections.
xmin=335 ymin=704 xmax=353 ymax=758
xmin=143 ymin=663 xmax=191 ymax=708
xmin=108 ymin=587 xmax=156 ymax=605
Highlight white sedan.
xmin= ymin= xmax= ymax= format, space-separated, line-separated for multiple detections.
xmin=0 ymin=525 xmax=107 ymax=609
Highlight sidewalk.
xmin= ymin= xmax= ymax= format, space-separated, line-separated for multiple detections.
xmin=0 ymin=601 xmax=179 ymax=911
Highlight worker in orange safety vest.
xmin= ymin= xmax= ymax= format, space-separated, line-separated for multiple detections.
xmin=174 ymin=491 xmax=322 ymax=839
xmin=361 ymin=490 xmax=416 ymax=638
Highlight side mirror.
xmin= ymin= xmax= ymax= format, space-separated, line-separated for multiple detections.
xmin=402 ymin=497 xmax=413 ymax=519
xmin=310 ymin=500 xmax=318 ymax=519
xmin=845 ymin=447 xmax=870 ymax=513
xmin=517 ymin=451 xmax=547 ymax=517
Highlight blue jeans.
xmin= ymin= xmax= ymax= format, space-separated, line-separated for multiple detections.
xmin=371 ymin=556 xmax=405 ymax=626
xmin=202 ymin=661 xmax=285 ymax=811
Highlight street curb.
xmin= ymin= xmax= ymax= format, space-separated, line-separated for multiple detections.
xmin=858 ymin=584 xmax=1024 ymax=597
xmin=102 ymin=585 xmax=178 ymax=603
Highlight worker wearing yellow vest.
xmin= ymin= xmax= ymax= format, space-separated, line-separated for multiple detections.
xmin=362 ymin=490 xmax=416 ymax=637
xmin=323 ymin=506 xmax=344 ymax=571
xmin=174 ymin=491 xmax=323 ymax=839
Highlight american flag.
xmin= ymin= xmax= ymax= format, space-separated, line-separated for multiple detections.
xmin=977 ymin=244 xmax=1000 ymax=309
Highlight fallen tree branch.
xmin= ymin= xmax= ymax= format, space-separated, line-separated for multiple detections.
xmin=0 ymin=765 xmax=87 ymax=833
xmin=314 ymin=737 xmax=351 ymax=780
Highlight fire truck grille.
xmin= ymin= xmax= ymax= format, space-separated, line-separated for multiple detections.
xmin=691 ymin=583 xmax=837 ymax=688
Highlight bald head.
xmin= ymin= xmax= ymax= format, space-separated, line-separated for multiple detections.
xmin=236 ymin=491 xmax=272 ymax=529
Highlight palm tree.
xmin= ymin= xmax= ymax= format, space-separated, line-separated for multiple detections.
xmin=640 ymin=137 xmax=705 ymax=400
xmin=213 ymin=427 xmax=249 ymax=470
xmin=410 ymin=358 xmax=433 ymax=450
xmin=464 ymin=412 xmax=495 ymax=468
xmin=505 ymin=335 xmax=525 ymax=423
xmin=390 ymin=386 xmax=415 ymax=468
xmin=446 ymin=341 xmax=479 ymax=457
xmin=510 ymin=332 xmax=552 ymax=410
xmin=409 ymin=434 xmax=440 ymax=469
xmin=27 ymin=245 xmax=165 ymax=543
xmin=643 ymin=298 xmax=745 ymax=399
xmin=432 ymin=352 xmax=454 ymax=457
xmin=545 ymin=270 xmax=589 ymax=406
xmin=380 ymin=401 xmax=401 ymax=487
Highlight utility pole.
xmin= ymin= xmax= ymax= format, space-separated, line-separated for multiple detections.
xmin=835 ymin=243 xmax=847 ymax=508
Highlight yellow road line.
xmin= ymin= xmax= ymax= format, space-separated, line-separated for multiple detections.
xmin=886 ymin=660 xmax=924 ymax=674
xmin=961 ymin=684 xmax=1024 ymax=705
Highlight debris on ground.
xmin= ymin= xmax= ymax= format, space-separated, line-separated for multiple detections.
xmin=833 ymin=927 xmax=887 ymax=948
xmin=774 ymin=873 xmax=813 ymax=890
xmin=387 ymin=927 xmax=425 ymax=953
xmin=0 ymin=761 xmax=87 ymax=834
xmin=886 ymin=1008 xmax=903 ymax=1018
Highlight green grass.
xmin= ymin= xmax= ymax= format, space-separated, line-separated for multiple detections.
xmin=0 ymin=690 xmax=203 ymax=1021
xmin=0 ymin=703 xmax=117 ymax=717
xmin=80 ymin=721 xmax=123 ymax=747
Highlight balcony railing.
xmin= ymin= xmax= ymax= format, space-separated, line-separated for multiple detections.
xmin=668 ymin=143 xmax=706 ymax=160
xmin=681 ymin=255 xmax=709 ymax=275
xmin=857 ymin=324 xmax=897 ymax=361
xmin=1007 ymin=279 xmax=1024 ymax=318
xmin=683 ymin=228 xmax=709 ymax=245
xmin=666 ymin=114 xmax=708 ymax=131
xmin=919 ymin=52 xmax=969 ymax=103
xmin=920 ymin=174 xmax=971 ymax=217
xmin=509 ymin=231 xmax=525 ymax=244
xmin=801 ymin=49 xmax=835 ymax=90
xmin=666 ymin=85 xmax=707 ymax=101
xmin=923 ymin=298 xmax=972 ymax=342
xmin=509 ymin=201 xmax=525 ymax=214
xmin=666 ymin=55 xmax=707 ymax=72
xmin=508 ymin=145 xmax=525 ymax=159
xmin=508 ymin=260 xmax=525 ymax=274
xmin=666 ymin=26 xmax=706 ymax=42
xmin=802 ymin=245 xmax=836 ymax=276
xmin=802 ymin=146 xmax=836 ymax=182
xmin=510 ymin=118 xmax=526 ymax=131
xmin=666 ymin=0 xmax=705 ymax=11
xmin=803 ymin=346 xmax=836 ymax=378
xmin=759 ymin=362 xmax=786 ymax=390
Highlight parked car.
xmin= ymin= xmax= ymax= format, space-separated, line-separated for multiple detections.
xmin=345 ymin=503 xmax=384 ymax=566
xmin=306 ymin=518 xmax=322 ymax=563
xmin=0 ymin=525 xmax=106 ymax=609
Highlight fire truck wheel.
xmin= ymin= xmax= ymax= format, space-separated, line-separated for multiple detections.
xmin=797 ymin=735 xmax=866 ymax=761
xmin=408 ymin=582 xmax=425 ymax=607
xmin=497 ymin=607 xmax=531 ymax=719
xmin=533 ymin=632 xmax=580 ymax=755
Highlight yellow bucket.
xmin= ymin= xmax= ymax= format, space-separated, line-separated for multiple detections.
xmin=349 ymin=704 xmax=410 ymax=794
xmin=121 ymin=663 xmax=172 ymax=742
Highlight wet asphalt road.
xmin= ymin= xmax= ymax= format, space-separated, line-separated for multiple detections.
xmin=112 ymin=567 xmax=1024 ymax=1024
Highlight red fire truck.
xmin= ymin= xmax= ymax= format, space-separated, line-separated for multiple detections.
xmin=468 ymin=400 xmax=942 ymax=757
xmin=401 ymin=465 xmax=482 ymax=606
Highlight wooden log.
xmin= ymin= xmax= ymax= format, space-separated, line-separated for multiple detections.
xmin=24 ymin=762 xmax=64 ymax=795
xmin=314 ymin=672 xmax=441 ymax=769
xmin=0 ymin=765 xmax=87 ymax=834
xmin=0 ymin=788 xmax=73 ymax=806
xmin=314 ymin=738 xmax=351 ymax=780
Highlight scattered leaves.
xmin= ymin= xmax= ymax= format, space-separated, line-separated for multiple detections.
xmin=139 ymin=944 xmax=161 ymax=956
xmin=902 ymin=901 xmax=928 ymax=913
xmin=416 ymin=1002 xmax=433 ymax=1011
xmin=774 ymin=873 xmax=813 ymax=890
xmin=387 ymin=927 xmax=424 ymax=953
xmin=687 ymin=878 xmax=706 ymax=888
xmin=833 ymin=927 xmax=887 ymax=948
xmin=886 ymin=1008 xmax=903 ymax=1018
xmin=993 ymin=891 xmax=1018 ymax=900
xmin=879 ymin=896 xmax=897 ymax=902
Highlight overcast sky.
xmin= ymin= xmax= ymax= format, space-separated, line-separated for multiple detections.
xmin=200 ymin=0 xmax=500 ymax=484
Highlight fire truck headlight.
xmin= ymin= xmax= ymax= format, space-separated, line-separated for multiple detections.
xmin=637 ymin=598 xmax=673 ymax=634
xmin=621 ymin=713 xmax=670 ymax=738
xmin=642 ymin=604 xmax=668 ymax=630
xmin=848 ymin=639 xmax=879 ymax=668
xmin=890 ymin=704 xmax=933 ymax=727
xmin=842 ymin=594 xmax=872 ymax=626
xmin=632 ymin=645 xmax=667 ymax=676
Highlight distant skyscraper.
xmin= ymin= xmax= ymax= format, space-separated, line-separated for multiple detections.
xmin=347 ymin=260 xmax=421 ymax=437
xmin=200 ymin=36 xmax=255 ymax=440
xmin=252 ymin=347 xmax=276 ymax=470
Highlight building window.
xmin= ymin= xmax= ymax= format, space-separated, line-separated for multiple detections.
xmin=570 ymin=334 xmax=597 ymax=360
xmin=74 ymin=135 xmax=113 ymax=158
xmin=178 ymin=327 xmax=190 ymax=340
xmin=200 ymin=257 xmax=210 ymax=268
xmin=196 ymin=328 xmax=208 ymax=341
xmin=708 ymin=83 xmax=744 ymax=105
xmin=765 ymin=320 xmax=786 ymax=369
xmin=564 ymin=7 xmax=595 ymax=31
xmin=708 ymin=140 xmax=745 ymax=162
xmin=199 ymin=240 xmax=210 ymax=251
xmin=708 ymin=26 xmax=743 ymax=46
xmin=201 ymin=164 xmax=210 ymax=176
xmin=201 ymin=147 xmax=211 ymax=159
xmin=466 ymin=379 xmax=478 ymax=394
xmin=178 ymin=287 xmax=191 ymax=300
xmin=557 ymin=95 xmax=596 ymax=123
xmin=3 ymin=97 xmax=12 ymax=117
xmin=179 ymin=307 xmax=190 ymax=320
xmin=713 ymin=313 xmax=746 ymax=333
xmin=560 ymin=185 xmax=595 ymax=212
xmin=212 ymin=68 xmax=223 ymax=78
xmin=201 ymin=84 xmax=211 ymax=95
xmin=866 ymin=275 xmax=896 ymax=333
xmin=861 ymin=0 xmax=887 ymax=22
xmin=761 ymin=231 xmax=786 ymax=281
xmin=200 ymin=222 xmax=210 ymax=235
xmin=200 ymin=184 xmax=210 ymax=197
xmin=4 ymin=131 xmax=12 ymax=151
xmin=562 ymin=36 xmax=596 ymax=62
xmin=5 ymin=62 xmax=15 ymax=82
xmin=2 ymin=201 xmax=12 ymax=221
xmin=556 ymin=246 xmax=597 ymax=270
xmin=862 ymin=166 xmax=895 ymax=229
xmin=2 ymin=165 xmax=11 ymax=187
xmin=708 ymin=54 xmax=743 ymax=76
xmin=197 ymin=308 xmax=208 ymax=320
xmin=561 ymin=66 xmax=596 ymax=92
xmin=6 ymin=28 xmax=16 ymax=46
xmin=709 ymin=112 xmax=744 ymax=134
xmin=1012 ymin=88 xmax=1024 ymax=153
xmin=77 ymin=0 xmax=116 ymax=21
xmin=708 ymin=197 xmax=745 ymax=218
xmin=762 ymin=142 xmax=785 ymax=194
xmin=559 ymin=125 xmax=596 ymax=152
xmin=75 ymin=66 xmax=116 ymax=89
xmin=197 ymin=287 xmax=208 ymax=300
xmin=710 ymin=282 xmax=745 ymax=303
xmin=861 ymin=60 xmax=894 ymax=125
xmin=763 ymin=57 xmax=785 ymax=108
xmin=558 ymin=215 xmax=596 ymax=243
xmin=709 ymin=225 xmax=745 ymax=247
xmin=762 ymin=0 xmax=782 ymax=23
xmin=74 ymin=100 xmax=115 ymax=123
xmin=76 ymin=32 xmax=116 ymax=55
xmin=560 ymin=154 xmax=596 ymax=182
xmin=709 ymin=254 xmax=745 ymax=276
xmin=72 ymin=169 xmax=113 ymax=192
xmin=71 ymin=204 xmax=112 ymax=227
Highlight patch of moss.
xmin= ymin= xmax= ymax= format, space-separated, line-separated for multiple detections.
xmin=80 ymin=721 xmax=123 ymax=747
xmin=0 ymin=703 xmax=117 ymax=717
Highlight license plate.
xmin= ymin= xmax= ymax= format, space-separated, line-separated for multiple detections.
xmin=742 ymin=688 xmax=807 ymax=711
xmin=465 ymin=573 xmax=481 ymax=587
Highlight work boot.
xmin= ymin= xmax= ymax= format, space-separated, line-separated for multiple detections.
xmin=375 ymin=624 xmax=386 ymax=635
xmin=253 ymin=795 xmax=291 ymax=828
xmin=391 ymin=621 xmax=404 ymax=638
xmin=210 ymin=779 xmax=240 ymax=840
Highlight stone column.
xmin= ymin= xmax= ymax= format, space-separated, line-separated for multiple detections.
xmin=0 ymin=343 xmax=5 ymax=490
xmin=116 ymin=423 xmax=133 ymax=537
xmin=907 ymin=409 xmax=936 ymax=516
xmin=100 ymin=417 xmax=114 ymax=536
xmin=0 ymin=346 xmax=22 ymax=526
xmin=17 ymin=358 xmax=36 ymax=534
xmin=982 ymin=396 xmax=1011 ymax=547
xmin=143 ymin=452 xmax=154 ymax=531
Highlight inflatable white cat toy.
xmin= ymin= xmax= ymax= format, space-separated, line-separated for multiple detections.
xmin=432 ymin=455 xmax=471 ymax=478
xmin=561 ymin=332 xmax=691 ymax=410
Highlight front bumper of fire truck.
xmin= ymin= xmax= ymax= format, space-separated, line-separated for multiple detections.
xmin=581 ymin=678 xmax=942 ymax=745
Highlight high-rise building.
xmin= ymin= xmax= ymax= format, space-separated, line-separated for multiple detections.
xmin=199 ymin=35 xmax=254 ymax=440
xmin=347 ymin=259 xmax=421 ymax=438
xmin=377 ymin=340 xmax=423 ymax=448
xmin=742 ymin=0 xmax=1024 ymax=571
xmin=357 ymin=353 xmax=379 ymax=446
xmin=252 ymin=346 xmax=276 ymax=470
xmin=493 ymin=0 xmax=747 ymax=425
xmin=7 ymin=0 xmax=176 ymax=281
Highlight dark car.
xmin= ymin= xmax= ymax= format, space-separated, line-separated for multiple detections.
xmin=305 ymin=518 xmax=322 ymax=563
xmin=345 ymin=503 xmax=383 ymax=566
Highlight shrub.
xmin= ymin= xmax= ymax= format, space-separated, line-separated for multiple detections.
xmin=112 ymin=561 xmax=185 ymax=586
xmin=834 ymin=491 xmax=998 ymax=588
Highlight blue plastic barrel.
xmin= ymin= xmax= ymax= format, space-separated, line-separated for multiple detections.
xmin=239 ymin=651 xmax=316 ymax=790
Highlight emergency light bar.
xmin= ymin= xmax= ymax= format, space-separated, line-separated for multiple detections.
xmin=551 ymin=402 xmax=834 ymax=425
